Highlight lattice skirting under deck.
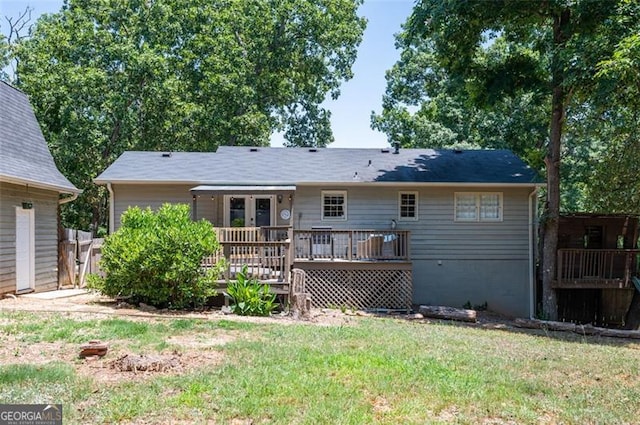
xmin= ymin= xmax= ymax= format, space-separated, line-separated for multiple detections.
xmin=296 ymin=263 xmax=412 ymax=310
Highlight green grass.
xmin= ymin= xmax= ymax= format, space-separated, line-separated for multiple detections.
xmin=1 ymin=311 xmax=640 ymax=424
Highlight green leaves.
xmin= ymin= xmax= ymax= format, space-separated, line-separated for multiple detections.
xmin=91 ymin=203 xmax=224 ymax=309
xmin=375 ymin=0 xmax=640 ymax=215
xmin=226 ymin=265 xmax=278 ymax=316
xmin=13 ymin=0 xmax=366 ymax=229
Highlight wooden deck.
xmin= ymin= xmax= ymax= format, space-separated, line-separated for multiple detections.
xmin=554 ymin=249 xmax=640 ymax=289
xmin=205 ymin=227 xmax=413 ymax=309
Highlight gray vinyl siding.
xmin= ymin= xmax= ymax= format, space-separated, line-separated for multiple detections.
xmin=114 ymin=185 xmax=295 ymax=230
xmin=294 ymin=185 xmax=532 ymax=260
xmin=112 ymin=184 xmax=194 ymax=229
xmin=0 ymin=182 xmax=60 ymax=295
xmin=294 ymin=184 xmax=535 ymax=317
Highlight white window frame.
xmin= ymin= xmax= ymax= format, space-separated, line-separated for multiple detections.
xmin=398 ymin=191 xmax=419 ymax=221
xmin=321 ymin=190 xmax=347 ymax=221
xmin=454 ymin=192 xmax=503 ymax=222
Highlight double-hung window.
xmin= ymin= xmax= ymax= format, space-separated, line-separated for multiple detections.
xmin=322 ymin=191 xmax=347 ymax=220
xmin=454 ymin=192 xmax=502 ymax=222
xmin=399 ymin=191 xmax=418 ymax=220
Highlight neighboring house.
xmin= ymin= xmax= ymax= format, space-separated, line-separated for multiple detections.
xmin=95 ymin=146 xmax=543 ymax=317
xmin=0 ymin=82 xmax=80 ymax=295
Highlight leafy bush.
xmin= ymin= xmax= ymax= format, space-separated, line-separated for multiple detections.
xmin=89 ymin=204 xmax=224 ymax=309
xmin=226 ymin=265 xmax=278 ymax=316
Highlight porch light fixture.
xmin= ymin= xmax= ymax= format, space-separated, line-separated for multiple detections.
xmin=277 ymin=194 xmax=283 ymax=203
xmin=390 ymin=219 xmax=397 ymax=230
xmin=22 ymin=202 xmax=33 ymax=210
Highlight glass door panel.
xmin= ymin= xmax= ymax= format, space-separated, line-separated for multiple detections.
xmin=229 ymin=197 xmax=246 ymax=227
xmin=255 ymin=198 xmax=271 ymax=227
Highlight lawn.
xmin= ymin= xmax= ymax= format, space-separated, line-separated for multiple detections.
xmin=1 ymin=310 xmax=639 ymax=424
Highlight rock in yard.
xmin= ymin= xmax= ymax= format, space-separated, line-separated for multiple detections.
xmin=80 ymin=340 xmax=109 ymax=358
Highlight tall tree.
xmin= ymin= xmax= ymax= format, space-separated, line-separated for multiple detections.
xmin=588 ymin=31 xmax=640 ymax=215
xmin=12 ymin=0 xmax=366 ymax=230
xmin=591 ymin=28 xmax=640 ymax=328
xmin=371 ymin=32 xmax=549 ymax=168
xmin=378 ymin=0 xmax=634 ymax=319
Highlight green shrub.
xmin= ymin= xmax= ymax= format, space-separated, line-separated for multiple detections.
xmin=89 ymin=204 xmax=224 ymax=309
xmin=226 ymin=265 xmax=278 ymax=316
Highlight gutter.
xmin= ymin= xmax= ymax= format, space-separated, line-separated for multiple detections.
xmin=107 ymin=183 xmax=115 ymax=234
xmin=58 ymin=192 xmax=79 ymax=205
xmin=1 ymin=174 xmax=81 ymax=195
xmin=528 ymin=187 xmax=538 ymax=319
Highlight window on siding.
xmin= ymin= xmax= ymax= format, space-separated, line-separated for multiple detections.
xmin=455 ymin=192 xmax=503 ymax=222
xmin=399 ymin=192 xmax=418 ymax=220
xmin=322 ymin=191 xmax=347 ymax=220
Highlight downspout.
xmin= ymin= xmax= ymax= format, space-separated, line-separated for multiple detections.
xmin=528 ymin=187 xmax=538 ymax=319
xmin=107 ymin=183 xmax=115 ymax=234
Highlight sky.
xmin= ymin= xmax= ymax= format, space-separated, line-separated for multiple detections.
xmin=0 ymin=0 xmax=415 ymax=149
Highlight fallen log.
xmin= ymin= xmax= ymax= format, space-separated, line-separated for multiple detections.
xmin=418 ymin=305 xmax=477 ymax=323
xmin=514 ymin=318 xmax=640 ymax=339
xmin=581 ymin=324 xmax=640 ymax=339
xmin=514 ymin=318 xmax=577 ymax=332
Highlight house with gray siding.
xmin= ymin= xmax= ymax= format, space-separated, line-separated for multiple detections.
xmin=95 ymin=146 xmax=543 ymax=317
xmin=0 ymin=82 xmax=80 ymax=295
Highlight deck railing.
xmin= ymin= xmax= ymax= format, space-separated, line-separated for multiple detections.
xmin=205 ymin=227 xmax=410 ymax=283
xmin=214 ymin=226 xmax=291 ymax=243
xmin=205 ymin=227 xmax=292 ymax=281
xmin=556 ymin=249 xmax=640 ymax=288
xmin=292 ymin=229 xmax=410 ymax=261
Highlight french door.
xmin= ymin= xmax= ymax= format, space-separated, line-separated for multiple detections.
xmin=225 ymin=195 xmax=274 ymax=227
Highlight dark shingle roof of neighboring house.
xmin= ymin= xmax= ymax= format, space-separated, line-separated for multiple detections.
xmin=95 ymin=146 xmax=543 ymax=186
xmin=0 ymin=82 xmax=79 ymax=193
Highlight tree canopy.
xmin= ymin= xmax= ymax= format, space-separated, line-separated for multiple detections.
xmin=376 ymin=0 xmax=639 ymax=318
xmin=6 ymin=0 xmax=366 ymax=229
xmin=374 ymin=0 xmax=639 ymax=214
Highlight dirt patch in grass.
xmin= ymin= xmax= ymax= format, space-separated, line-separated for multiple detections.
xmin=0 ymin=291 xmax=356 ymax=327
xmin=0 ymin=333 xmax=227 ymax=385
xmin=0 ymin=291 xmax=362 ymax=388
xmin=75 ymin=351 xmax=223 ymax=385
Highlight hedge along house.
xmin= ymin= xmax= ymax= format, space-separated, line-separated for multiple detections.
xmin=0 ymin=82 xmax=80 ymax=295
xmin=95 ymin=146 xmax=543 ymax=317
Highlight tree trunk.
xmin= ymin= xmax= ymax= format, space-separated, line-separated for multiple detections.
xmin=541 ymin=9 xmax=571 ymax=321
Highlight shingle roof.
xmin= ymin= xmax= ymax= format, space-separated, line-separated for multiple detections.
xmin=0 ymin=82 xmax=78 ymax=193
xmin=95 ymin=146 xmax=543 ymax=185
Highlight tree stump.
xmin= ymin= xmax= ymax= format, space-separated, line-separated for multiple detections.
xmin=292 ymin=292 xmax=312 ymax=320
xmin=111 ymin=354 xmax=181 ymax=372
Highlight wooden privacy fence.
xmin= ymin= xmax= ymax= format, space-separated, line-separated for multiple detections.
xmin=59 ymin=229 xmax=103 ymax=288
